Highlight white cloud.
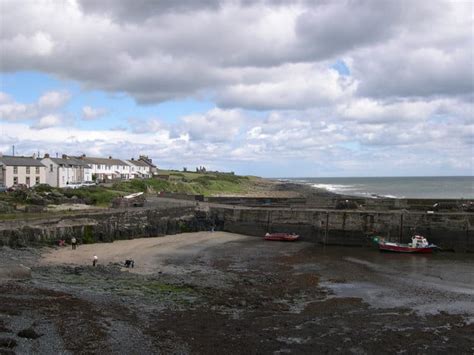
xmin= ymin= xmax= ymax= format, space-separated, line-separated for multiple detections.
xmin=0 ymin=0 xmax=472 ymax=176
xmin=1 ymin=0 xmax=470 ymax=107
xmin=38 ymin=91 xmax=70 ymax=110
xmin=32 ymin=114 xmax=63 ymax=129
xmin=82 ymin=105 xmax=107 ymax=120
xmin=179 ymin=108 xmax=245 ymax=142
xmin=0 ymin=92 xmax=30 ymax=121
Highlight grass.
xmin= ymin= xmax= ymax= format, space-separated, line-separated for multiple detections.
xmin=0 ymin=170 xmax=257 ymax=214
xmin=113 ymin=171 xmax=251 ymax=197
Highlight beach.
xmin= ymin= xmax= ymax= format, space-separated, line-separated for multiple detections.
xmin=1 ymin=231 xmax=473 ymax=353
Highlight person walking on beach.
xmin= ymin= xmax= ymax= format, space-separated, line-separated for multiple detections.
xmin=71 ymin=237 xmax=77 ymax=250
xmin=92 ymin=255 xmax=98 ymax=267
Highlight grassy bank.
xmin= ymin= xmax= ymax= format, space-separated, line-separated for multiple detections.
xmin=112 ymin=170 xmax=253 ymax=196
xmin=0 ymin=171 xmax=259 ymax=216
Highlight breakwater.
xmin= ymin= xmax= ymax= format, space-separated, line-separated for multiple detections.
xmin=210 ymin=206 xmax=473 ymax=252
xmin=0 ymin=199 xmax=472 ymax=252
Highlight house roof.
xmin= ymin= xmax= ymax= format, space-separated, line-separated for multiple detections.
xmin=80 ymin=157 xmax=128 ymax=166
xmin=0 ymin=155 xmax=45 ymax=167
xmin=127 ymin=159 xmax=149 ymax=167
xmin=138 ymin=157 xmax=156 ymax=168
xmin=48 ymin=157 xmax=91 ymax=168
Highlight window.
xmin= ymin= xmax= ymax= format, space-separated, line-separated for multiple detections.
xmin=26 ymin=167 xmax=30 ymax=174
xmin=13 ymin=166 xmax=18 ymax=174
xmin=26 ymin=177 xmax=30 ymax=186
xmin=50 ymin=164 xmax=53 ymax=172
xmin=36 ymin=177 xmax=40 ymax=184
xmin=13 ymin=177 xmax=18 ymax=184
xmin=36 ymin=167 xmax=40 ymax=174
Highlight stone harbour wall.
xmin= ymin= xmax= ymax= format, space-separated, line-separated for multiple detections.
xmin=211 ymin=207 xmax=474 ymax=252
xmin=0 ymin=206 xmax=212 ymax=247
xmin=0 ymin=203 xmax=472 ymax=252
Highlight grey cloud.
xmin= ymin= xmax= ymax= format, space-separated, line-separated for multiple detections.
xmin=1 ymin=0 xmax=472 ymax=111
xmin=295 ymin=0 xmax=404 ymax=60
xmin=78 ymin=0 xmax=221 ymax=23
xmin=353 ymin=44 xmax=474 ymax=98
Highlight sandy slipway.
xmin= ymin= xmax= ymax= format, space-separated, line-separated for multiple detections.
xmin=1 ymin=232 xmax=473 ymax=354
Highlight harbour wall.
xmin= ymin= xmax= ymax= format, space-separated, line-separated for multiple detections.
xmin=210 ymin=206 xmax=473 ymax=252
xmin=0 ymin=205 xmax=212 ymax=247
xmin=0 ymin=200 xmax=472 ymax=252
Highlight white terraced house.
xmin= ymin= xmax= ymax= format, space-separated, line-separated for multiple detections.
xmin=0 ymin=155 xmax=46 ymax=188
xmin=78 ymin=155 xmax=132 ymax=182
xmin=41 ymin=154 xmax=92 ymax=188
xmin=126 ymin=159 xmax=151 ymax=179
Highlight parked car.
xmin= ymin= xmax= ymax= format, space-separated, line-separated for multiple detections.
xmin=64 ymin=182 xmax=82 ymax=189
xmin=81 ymin=181 xmax=97 ymax=187
xmin=0 ymin=184 xmax=6 ymax=193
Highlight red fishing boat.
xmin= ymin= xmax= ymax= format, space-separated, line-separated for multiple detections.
xmin=378 ymin=235 xmax=437 ymax=254
xmin=264 ymin=232 xmax=300 ymax=241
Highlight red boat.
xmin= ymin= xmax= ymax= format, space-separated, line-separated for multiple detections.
xmin=378 ymin=235 xmax=437 ymax=254
xmin=264 ymin=233 xmax=300 ymax=241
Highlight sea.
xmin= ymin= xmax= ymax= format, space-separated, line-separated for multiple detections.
xmin=282 ymin=176 xmax=474 ymax=199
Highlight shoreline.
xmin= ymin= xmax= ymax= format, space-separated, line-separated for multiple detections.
xmin=1 ymin=232 xmax=473 ymax=353
xmin=273 ymin=177 xmax=474 ymax=200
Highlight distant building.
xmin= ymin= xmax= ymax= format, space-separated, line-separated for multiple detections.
xmin=138 ymin=155 xmax=157 ymax=175
xmin=42 ymin=154 xmax=91 ymax=187
xmin=78 ymin=155 xmax=131 ymax=182
xmin=126 ymin=158 xmax=151 ymax=178
xmin=0 ymin=155 xmax=46 ymax=188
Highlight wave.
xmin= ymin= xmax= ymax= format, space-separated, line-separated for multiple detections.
xmin=311 ymin=183 xmax=402 ymax=199
xmin=311 ymin=183 xmax=357 ymax=193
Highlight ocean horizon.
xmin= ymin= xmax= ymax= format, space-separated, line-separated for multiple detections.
xmin=281 ymin=176 xmax=474 ymax=199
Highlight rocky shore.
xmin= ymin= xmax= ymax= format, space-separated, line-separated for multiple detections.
xmin=1 ymin=232 xmax=473 ymax=354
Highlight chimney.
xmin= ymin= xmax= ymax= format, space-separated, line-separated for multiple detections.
xmin=62 ymin=154 xmax=67 ymax=159
xmin=131 ymin=157 xmax=134 ymax=161
xmin=109 ymin=156 xmax=112 ymax=159
xmin=81 ymin=154 xmax=86 ymax=159
xmin=44 ymin=153 xmax=50 ymax=158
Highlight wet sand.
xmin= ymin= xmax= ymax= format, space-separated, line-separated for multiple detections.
xmin=1 ymin=232 xmax=473 ymax=353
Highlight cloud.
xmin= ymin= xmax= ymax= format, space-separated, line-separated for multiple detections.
xmin=0 ymin=92 xmax=31 ymax=121
xmin=217 ymin=64 xmax=356 ymax=110
xmin=82 ymin=106 xmax=107 ymax=120
xmin=1 ymin=0 xmax=472 ymax=176
xmin=31 ymin=114 xmax=63 ymax=129
xmin=38 ymin=91 xmax=70 ymax=109
xmin=1 ymin=0 xmax=471 ymax=108
xmin=337 ymin=98 xmax=438 ymax=124
xmin=0 ymin=90 xmax=71 ymax=125
xmin=179 ymin=108 xmax=245 ymax=142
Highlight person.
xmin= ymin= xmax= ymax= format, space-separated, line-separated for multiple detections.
xmin=92 ymin=255 xmax=98 ymax=266
xmin=124 ymin=259 xmax=134 ymax=268
xmin=71 ymin=237 xmax=77 ymax=250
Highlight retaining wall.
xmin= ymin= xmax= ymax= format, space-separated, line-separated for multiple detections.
xmin=211 ymin=207 xmax=473 ymax=252
xmin=1 ymin=203 xmax=472 ymax=252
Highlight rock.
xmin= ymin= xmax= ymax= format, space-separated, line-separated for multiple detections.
xmin=0 ymin=265 xmax=32 ymax=281
xmin=0 ymin=337 xmax=17 ymax=349
xmin=17 ymin=327 xmax=42 ymax=339
xmin=25 ymin=205 xmax=45 ymax=213
xmin=0 ymin=201 xmax=13 ymax=213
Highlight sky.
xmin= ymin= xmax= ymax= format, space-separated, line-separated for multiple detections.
xmin=0 ymin=0 xmax=473 ymax=177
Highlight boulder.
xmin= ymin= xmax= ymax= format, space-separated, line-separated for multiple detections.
xmin=0 ymin=264 xmax=32 ymax=281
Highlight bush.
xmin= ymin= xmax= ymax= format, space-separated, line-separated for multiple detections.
xmin=32 ymin=184 xmax=54 ymax=193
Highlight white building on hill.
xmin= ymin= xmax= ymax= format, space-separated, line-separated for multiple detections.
xmin=79 ymin=155 xmax=131 ymax=182
xmin=42 ymin=154 xmax=92 ymax=187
